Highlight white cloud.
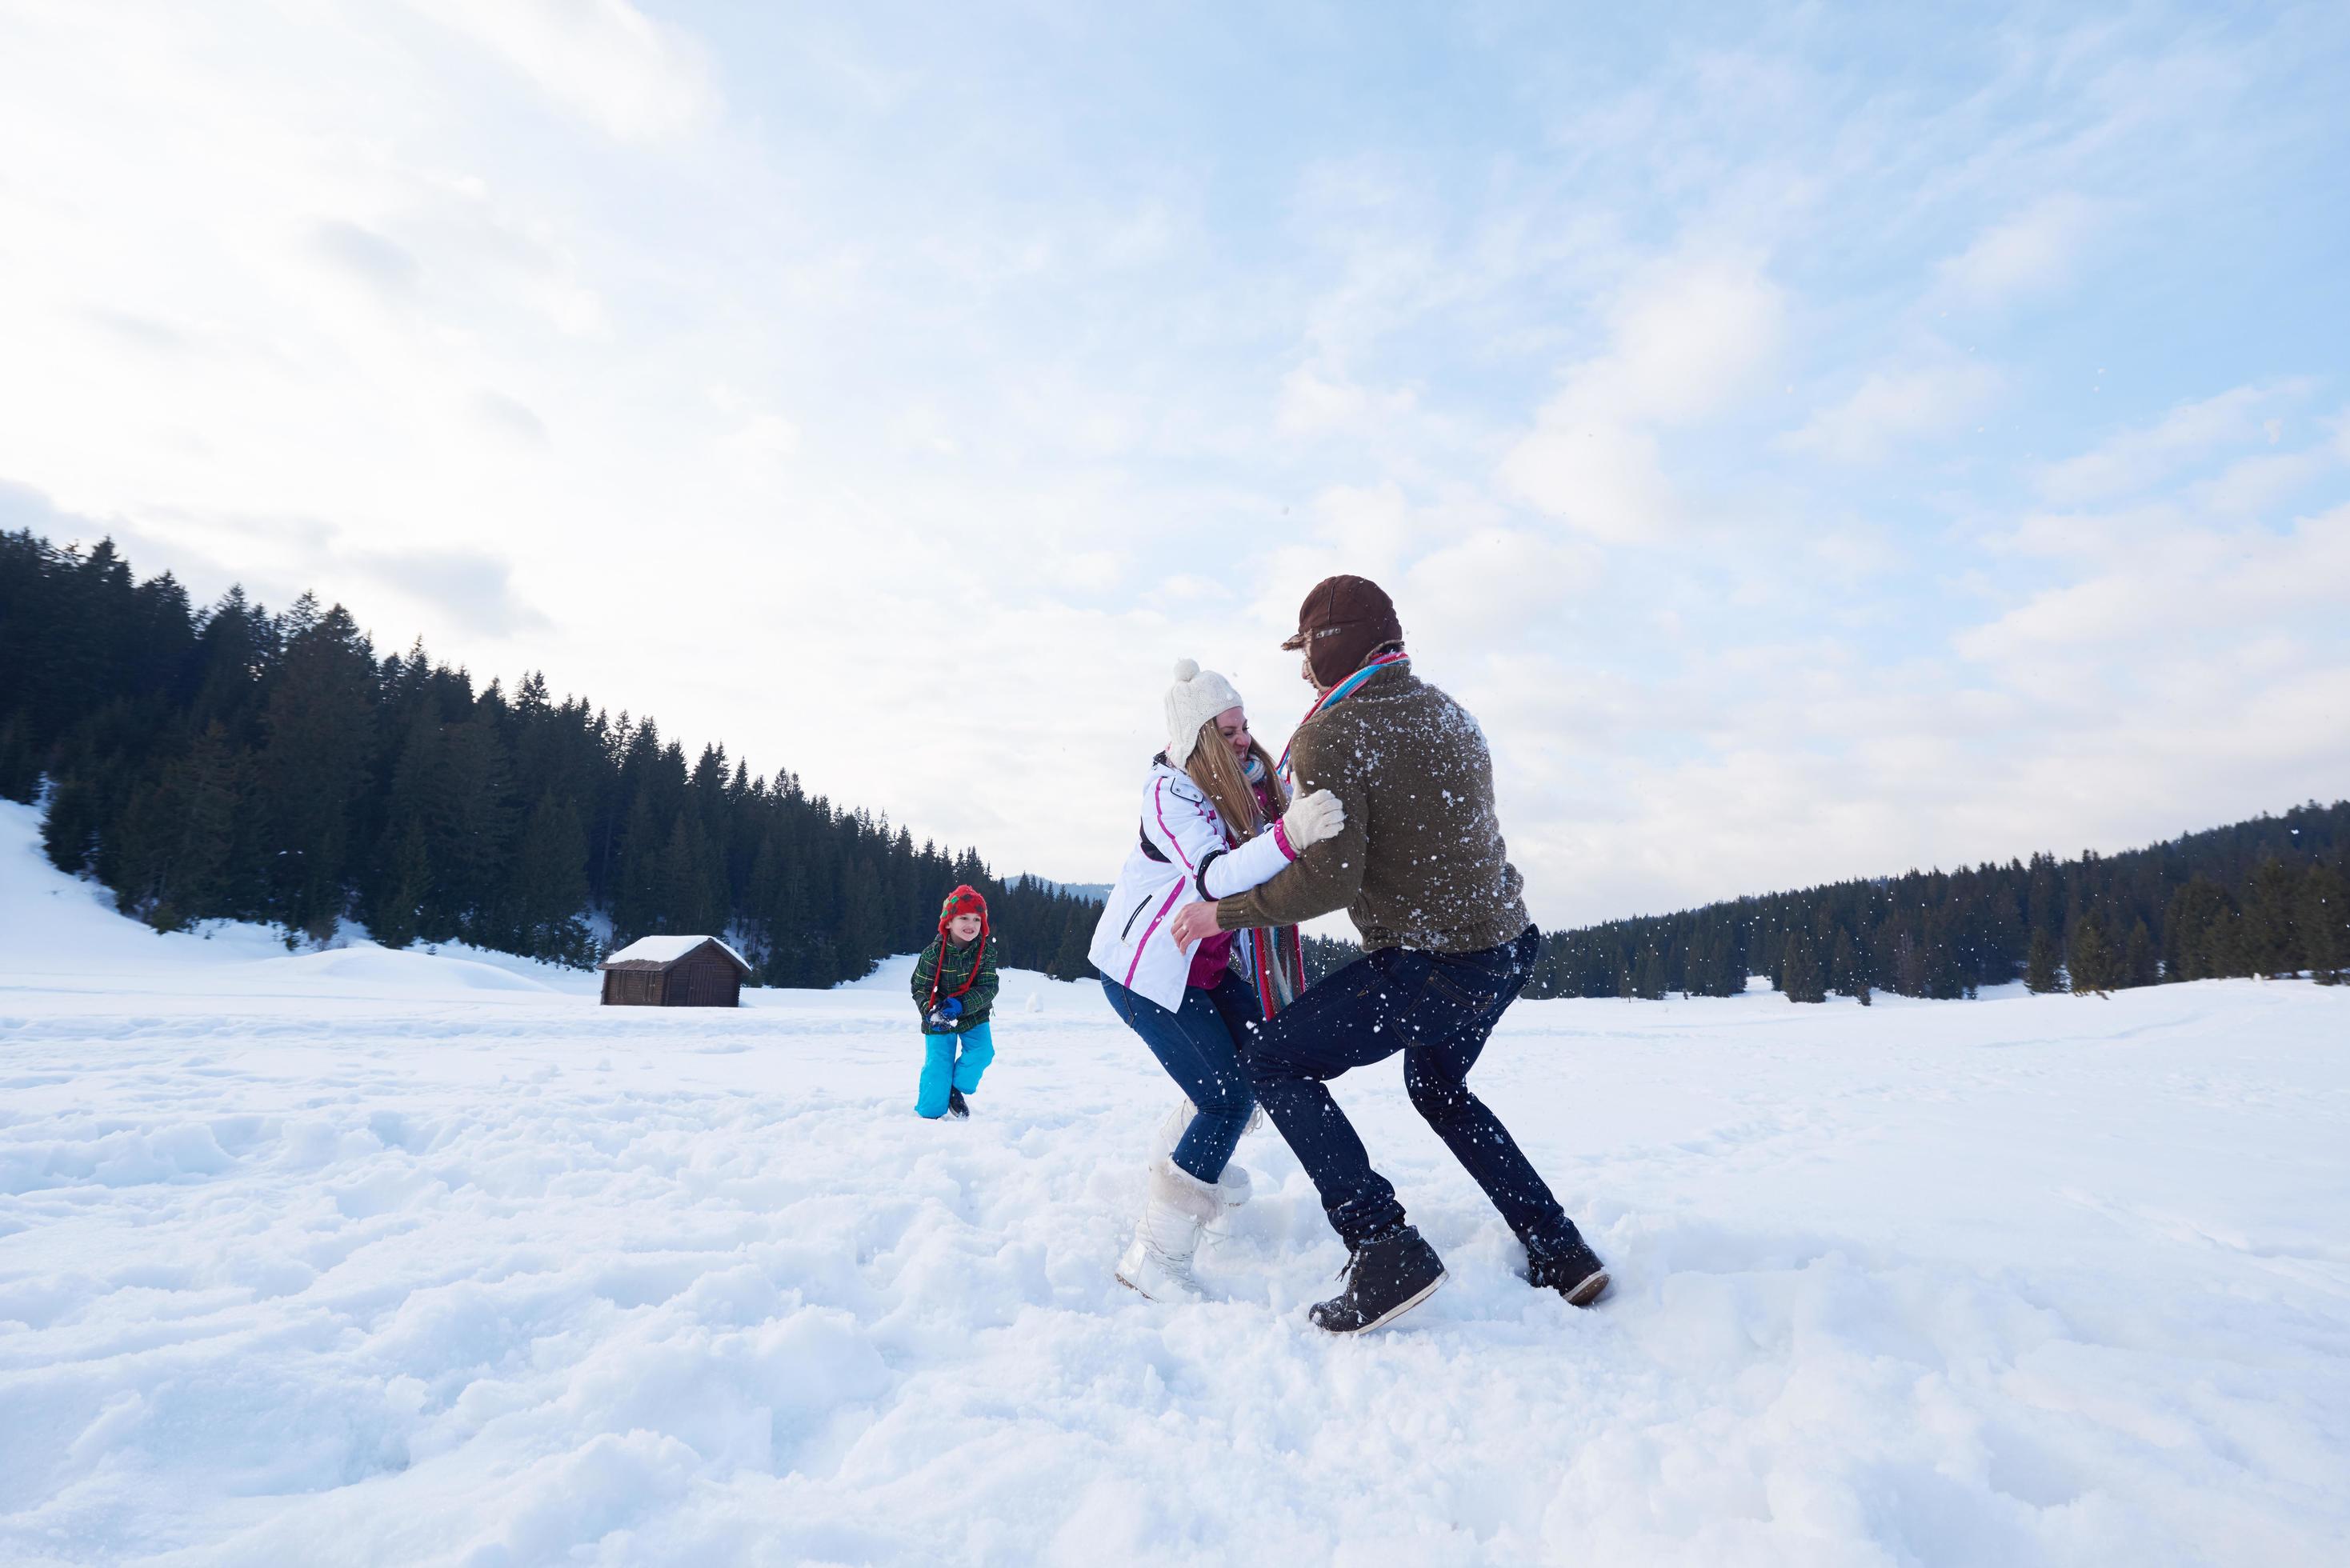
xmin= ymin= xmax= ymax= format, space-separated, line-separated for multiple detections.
xmin=1501 ymin=422 xmax=1680 ymax=544
xmin=1784 ymin=355 xmax=2001 ymax=464
xmin=1499 ymin=256 xmax=1784 ymax=541
xmin=313 ymin=221 xmax=423 ymax=296
xmin=1936 ymin=194 xmax=2100 ymax=307
xmin=1584 ymin=257 xmax=1786 ymax=425
xmin=2192 ymin=446 xmax=2336 ymax=517
xmin=1956 ymin=503 xmax=2350 ymax=661
xmin=2033 ymin=384 xmax=2307 ymax=504
xmin=1404 ymin=527 xmax=1599 ymax=638
xmin=1274 ymin=363 xmax=1417 ymax=438
xmin=398 ymin=0 xmax=717 ymax=142
xmin=474 ymin=391 xmax=550 ymax=446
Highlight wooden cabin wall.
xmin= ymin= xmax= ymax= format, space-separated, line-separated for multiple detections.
xmin=664 ymin=952 xmax=741 ymax=1007
xmin=602 ymin=969 xmax=663 ymax=1006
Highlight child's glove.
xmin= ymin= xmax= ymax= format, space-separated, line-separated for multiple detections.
xmin=1281 ymin=788 xmax=1346 ymax=850
xmin=939 ymin=997 xmax=963 ymax=1019
xmin=925 ymin=1008 xmax=954 ymax=1033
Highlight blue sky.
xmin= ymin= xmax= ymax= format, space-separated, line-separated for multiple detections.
xmin=2 ymin=1 xmax=2345 ymax=926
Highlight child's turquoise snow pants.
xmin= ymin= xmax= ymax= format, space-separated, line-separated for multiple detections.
xmin=916 ymin=1022 xmax=994 ymax=1118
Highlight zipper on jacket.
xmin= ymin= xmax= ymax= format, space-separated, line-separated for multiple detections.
xmin=1119 ymin=893 xmax=1153 ymax=941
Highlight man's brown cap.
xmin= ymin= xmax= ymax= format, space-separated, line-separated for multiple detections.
xmin=1281 ymin=574 xmax=1404 ymax=685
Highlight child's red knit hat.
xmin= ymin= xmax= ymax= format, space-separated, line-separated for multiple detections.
xmin=938 ymin=885 xmax=987 ymax=931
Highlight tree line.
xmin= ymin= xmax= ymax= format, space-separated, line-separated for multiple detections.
xmin=14 ymin=530 xmax=2332 ymax=1003
xmin=1526 ymin=802 xmax=2349 ymax=1003
xmin=0 ymin=531 xmax=1114 ymax=984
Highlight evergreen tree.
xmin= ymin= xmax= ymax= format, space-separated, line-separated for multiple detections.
xmin=1780 ymin=929 xmax=1826 ymax=1003
xmin=108 ymin=721 xmax=239 ymax=930
xmin=187 ymin=585 xmax=272 ymax=734
xmin=1301 ymin=931 xmax=1361 ymax=985
xmin=2025 ymin=928 xmax=2060 ymax=994
xmin=2069 ymin=914 xmax=2116 ymax=997
xmin=657 ymin=810 xmax=718 ymax=936
xmin=370 ymin=817 xmax=431 ymax=948
xmin=506 ymin=794 xmax=591 ymax=964
xmin=40 ymin=775 xmax=105 ymax=876
xmin=0 ymin=714 xmax=38 ymax=802
xmin=2122 ymin=919 xmax=2158 ymax=990
xmin=1051 ymin=908 xmax=1094 ymax=978
xmin=1634 ymin=944 xmax=1667 ymax=1001
xmin=1828 ymin=929 xmax=1871 ymax=1005
xmin=254 ymin=600 xmax=376 ymax=942
xmin=371 ymin=706 xmax=444 ymax=940
xmin=2302 ymin=862 xmax=2347 ymax=986
xmin=2240 ymin=858 xmax=2302 ymax=977
xmin=2164 ymin=879 xmax=2236 ymax=980
xmin=431 ymin=717 xmax=516 ymax=940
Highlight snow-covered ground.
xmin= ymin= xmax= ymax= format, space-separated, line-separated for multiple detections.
xmin=2 ymin=800 xmax=2346 ymax=1566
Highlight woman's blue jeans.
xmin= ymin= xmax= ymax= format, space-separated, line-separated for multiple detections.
xmin=1099 ymin=970 xmax=1259 ymax=1182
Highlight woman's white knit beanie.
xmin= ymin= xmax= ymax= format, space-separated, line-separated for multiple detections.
xmin=1164 ymin=658 xmax=1244 ymax=767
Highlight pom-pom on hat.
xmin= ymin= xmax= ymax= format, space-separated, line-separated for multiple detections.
xmin=1164 ymin=658 xmax=1245 ymax=768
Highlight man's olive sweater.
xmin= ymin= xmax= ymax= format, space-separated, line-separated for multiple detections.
xmin=1215 ymin=665 xmax=1531 ymax=954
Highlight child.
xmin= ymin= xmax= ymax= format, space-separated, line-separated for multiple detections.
xmin=911 ymin=884 xmax=999 ymax=1119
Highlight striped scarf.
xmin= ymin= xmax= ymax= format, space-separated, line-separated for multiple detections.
xmin=1277 ymin=648 xmax=1408 ymax=788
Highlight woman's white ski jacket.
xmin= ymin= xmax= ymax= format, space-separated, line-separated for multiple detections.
xmin=1087 ymin=758 xmax=1299 ymax=1014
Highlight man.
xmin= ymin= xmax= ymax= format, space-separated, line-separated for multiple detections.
xmin=1170 ymin=574 xmax=1608 ymax=1333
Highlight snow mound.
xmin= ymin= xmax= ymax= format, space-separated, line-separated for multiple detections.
xmin=839 ymin=951 xmax=923 ymax=990
xmin=0 ymin=799 xmax=288 ymax=976
xmin=242 ymin=942 xmax=559 ymax=994
xmin=839 ymin=950 xmax=1100 ymax=1018
xmin=0 ymin=799 xmax=595 ymax=1000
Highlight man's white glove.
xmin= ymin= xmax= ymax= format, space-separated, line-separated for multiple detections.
xmin=1281 ymin=788 xmax=1346 ymax=850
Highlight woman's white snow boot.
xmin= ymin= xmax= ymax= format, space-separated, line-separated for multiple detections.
xmin=1148 ymin=1096 xmax=1197 ymax=1166
xmin=1115 ymin=1158 xmax=1222 ymax=1302
xmin=1201 ymin=1161 xmax=1251 ymax=1237
xmin=1151 ymin=1097 xmax=1255 ymax=1231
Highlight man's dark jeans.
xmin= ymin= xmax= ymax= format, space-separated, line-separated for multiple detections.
xmin=1245 ymin=925 xmax=1571 ymax=1252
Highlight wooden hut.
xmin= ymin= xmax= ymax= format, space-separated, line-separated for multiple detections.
xmin=598 ymin=935 xmax=751 ymax=1007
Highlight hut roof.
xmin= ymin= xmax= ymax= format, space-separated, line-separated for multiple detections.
xmin=598 ymin=934 xmax=752 ymax=974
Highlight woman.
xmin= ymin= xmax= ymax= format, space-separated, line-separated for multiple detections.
xmin=1088 ymin=658 xmax=1346 ymax=1299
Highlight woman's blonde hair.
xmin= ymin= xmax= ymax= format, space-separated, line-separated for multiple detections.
xmin=1186 ymin=718 xmax=1287 ymax=845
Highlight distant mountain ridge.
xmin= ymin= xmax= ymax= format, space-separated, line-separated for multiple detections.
xmin=1011 ymin=874 xmax=1111 ymax=900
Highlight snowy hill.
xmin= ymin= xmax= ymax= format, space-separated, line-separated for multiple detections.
xmin=2 ymin=802 xmax=2346 ymax=1562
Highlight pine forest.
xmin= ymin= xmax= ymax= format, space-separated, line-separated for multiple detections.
xmin=0 ymin=533 xmax=1106 ymax=984
xmin=1526 ymin=803 xmax=2348 ymax=1002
